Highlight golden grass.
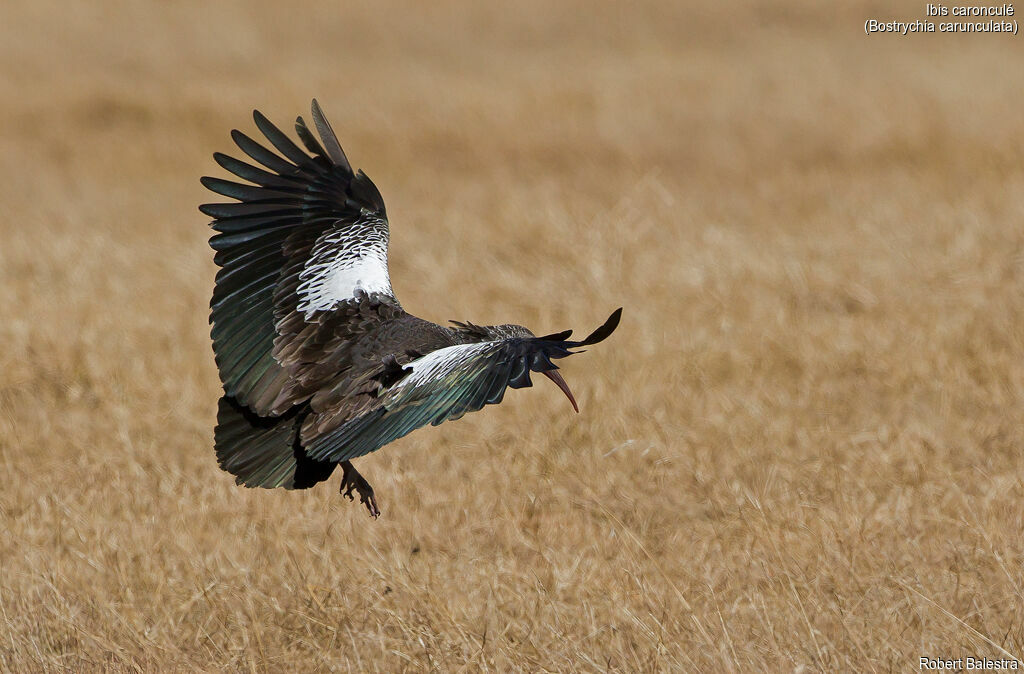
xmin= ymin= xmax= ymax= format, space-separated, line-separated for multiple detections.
xmin=2 ymin=0 xmax=1024 ymax=670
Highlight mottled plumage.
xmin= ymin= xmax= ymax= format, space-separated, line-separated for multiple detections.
xmin=201 ymin=100 xmax=621 ymax=517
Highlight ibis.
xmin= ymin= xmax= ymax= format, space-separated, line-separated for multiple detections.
xmin=201 ymin=100 xmax=621 ymax=517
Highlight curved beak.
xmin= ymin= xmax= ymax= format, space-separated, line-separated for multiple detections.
xmin=541 ymin=370 xmax=579 ymax=413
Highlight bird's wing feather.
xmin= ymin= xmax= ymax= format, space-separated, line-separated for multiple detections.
xmin=201 ymin=100 xmax=401 ymax=416
xmin=302 ymin=308 xmax=623 ymax=463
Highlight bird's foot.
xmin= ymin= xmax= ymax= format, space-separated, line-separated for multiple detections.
xmin=340 ymin=461 xmax=380 ymax=518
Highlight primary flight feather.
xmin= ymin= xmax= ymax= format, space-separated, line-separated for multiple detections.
xmin=201 ymin=100 xmax=621 ymax=517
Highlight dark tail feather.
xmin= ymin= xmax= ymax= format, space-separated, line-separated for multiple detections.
xmin=573 ymin=308 xmax=622 ymax=346
xmin=537 ymin=308 xmax=622 ymax=346
xmin=215 ymin=396 xmax=336 ymax=489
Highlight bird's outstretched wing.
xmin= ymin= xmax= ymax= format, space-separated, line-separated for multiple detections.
xmin=201 ymin=100 xmax=403 ymax=416
xmin=302 ymin=308 xmax=623 ymax=463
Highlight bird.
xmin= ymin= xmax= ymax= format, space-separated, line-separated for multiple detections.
xmin=200 ymin=100 xmax=621 ymax=518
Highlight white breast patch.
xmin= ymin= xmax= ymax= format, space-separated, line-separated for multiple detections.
xmin=295 ymin=217 xmax=393 ymax=317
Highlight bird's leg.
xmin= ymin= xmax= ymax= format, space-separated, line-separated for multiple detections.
xmin=339 ymin=461 xmax=380 ymax=518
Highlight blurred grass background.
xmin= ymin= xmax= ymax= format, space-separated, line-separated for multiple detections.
xmin=1 ymin=0 xmax=1023 ymax=670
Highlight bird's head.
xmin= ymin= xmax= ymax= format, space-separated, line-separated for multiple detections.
xmin=450 ymin=309 xmax=621 ymax=415
xmin=482 ymin=323 xmax=580 ymax=412
xmin=529 ymin=308 xmax=622 ymax=414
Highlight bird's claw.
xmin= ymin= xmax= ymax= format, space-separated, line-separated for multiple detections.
xmin=342 ymin=483 xmax=380 ymax=518
xmin=363 ymin=492 xmax=381 ymax=519
xmin=340 ymin=464 xmax=381 ymax=518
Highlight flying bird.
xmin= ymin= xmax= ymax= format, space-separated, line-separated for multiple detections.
xmin=200 ymin=100 xmax=621 ymax=517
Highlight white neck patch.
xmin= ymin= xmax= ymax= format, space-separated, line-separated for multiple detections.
xmin=398 ymin=342 xmax=498 ymax=391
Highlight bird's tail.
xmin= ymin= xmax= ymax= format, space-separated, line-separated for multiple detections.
xmin=214 ymin=396 xmax=336 ymax=489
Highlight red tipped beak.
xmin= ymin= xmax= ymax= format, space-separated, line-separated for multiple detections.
xmin=541 ymin=370 xmax=579 ymax=413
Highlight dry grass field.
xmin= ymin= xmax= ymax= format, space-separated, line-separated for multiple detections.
xmin=2 ymin=0 xmax=1023 ymax=671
